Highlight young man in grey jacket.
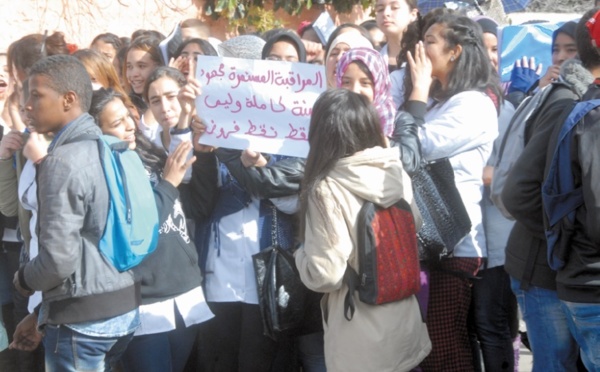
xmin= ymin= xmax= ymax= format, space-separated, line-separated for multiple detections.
xmin=11 ymin=54 xmax=140 ymax=370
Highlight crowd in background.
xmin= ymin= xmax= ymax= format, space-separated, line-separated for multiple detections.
xmin=0 ymin=0 xmax=599 ymax=371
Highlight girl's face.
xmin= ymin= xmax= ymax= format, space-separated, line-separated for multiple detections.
xmin=375 ymin=0 xmax=417 ymax=38
xmin=340 ymin=62 xmax=374 ymax=103
xmin=326 ymin=42 xmax=352 ymax=88
xmin=99 ymin=98 xmax=136 ymax=150
xmin=424 ymin=23 xmax=456 ymax=87
xmin=552 ymin=33 xmax=577 ymax=67
xmin=126 ymin=49 xmax=158 ymax=94
xmin=147 ymin=76 xmax=181 ymax=129
xmin=266 ymin=41 xmax=300 ymax=62
xmin=482 ymin=33 xmax=499 ymax=72
xmin=180 ymin=43 xmax=204 ymax=78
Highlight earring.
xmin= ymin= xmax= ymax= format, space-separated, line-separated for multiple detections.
xmin=450 ymin=55 xmax=455 ymax=62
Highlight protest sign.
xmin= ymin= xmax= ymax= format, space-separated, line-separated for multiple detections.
xmin=195 ymin=56 xmax=326 ymax=158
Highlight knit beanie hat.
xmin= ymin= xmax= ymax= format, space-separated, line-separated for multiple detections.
xmin=218 ymin=35 xmax=266 ymax=59
xmin=475 ymin=16 xmax=498 ymax=37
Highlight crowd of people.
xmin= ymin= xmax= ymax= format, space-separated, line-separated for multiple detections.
xmin=0 ymin=0 xmax=599 ymax=371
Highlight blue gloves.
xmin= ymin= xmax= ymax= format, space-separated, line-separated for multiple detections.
xmin=508 ymin=59 xmax=541 ymax=94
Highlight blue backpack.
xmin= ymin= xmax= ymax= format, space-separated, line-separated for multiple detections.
xmin=541 ymin=99 xmax=600 ymax=271
xmin=71 ymin=134 xmax=159 ymax=271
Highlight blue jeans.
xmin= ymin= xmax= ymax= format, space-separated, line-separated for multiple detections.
xmin=560 ymin=301 xmax=600 ymax=371
xmin=472 ymin=266 xmax=518 ymax=372
xmin=121 ymin=308 xmax=200 ymax=372
xmin=43 ymin=324 xmax=133 ymax=372
xmin=510 ymin=278 xmax=579 ymax=372
xmin=297 ymin=332 xmax=326 ymax=372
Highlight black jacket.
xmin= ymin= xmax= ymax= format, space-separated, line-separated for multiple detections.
xmin=134 ymin=152 xmax=218 ymax=304
xmin=502 ymin=60 xmax=593 ymax=290
xmin=392 ymin=101 xmax=425 ymax=176
xmin=543 ymin=82 xmax=600 ymax=303
xmin=215 ymin=148 xmax=304 ymax=199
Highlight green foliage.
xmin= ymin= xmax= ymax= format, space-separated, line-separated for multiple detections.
xmin=231 ymin=6 xmax=283 ymax=32
xmin=204 ymin=0 xmax=374 ymax=22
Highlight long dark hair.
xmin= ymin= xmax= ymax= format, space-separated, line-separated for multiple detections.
xmin=400 ymin=13 xmax=501 ymax=107
xmin=299 ymin=89 xmax=385 ymax=240
xmin=89 ymin=88 xmax=167 ymax=175
xmin=398 ymin=8 xmax=453 ymax=107
xmin=430 ymin=14 xmax=502 ymax=103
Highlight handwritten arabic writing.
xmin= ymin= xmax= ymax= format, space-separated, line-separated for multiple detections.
xmin=204 ymin=120 xmax=307 ymax=141
xmin=203 ymin=93 xmax=307 ymax=116
xmin=195 ymin=56 xmax=325 ymax=158
xmin=199 ymin=62 xmax=324 ymax=93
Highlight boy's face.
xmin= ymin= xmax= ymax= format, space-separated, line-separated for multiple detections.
xmin=26 ymin=74 xmax=68 ymax=134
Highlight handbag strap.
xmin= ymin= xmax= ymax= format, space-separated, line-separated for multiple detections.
xmin=271 ymin=204 xmax=278 ymax=247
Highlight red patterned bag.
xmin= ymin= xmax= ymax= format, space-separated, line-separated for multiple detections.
xmin=343 ymin=199 xmax=421 ymax=321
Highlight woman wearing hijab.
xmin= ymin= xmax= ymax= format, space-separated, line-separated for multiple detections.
xmin=507 ymin=21 xmax=578 ymax=106
xmin=262 ymin=29 xmax=307 ymax=62
xmin=325 ymin=33 xmax=373 ymax=88
xmin=336 ymin=47 xmax=397 ymax=137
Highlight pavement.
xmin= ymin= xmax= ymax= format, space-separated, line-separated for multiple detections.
xmin=518 ymin=342 xmax=533 ymax=372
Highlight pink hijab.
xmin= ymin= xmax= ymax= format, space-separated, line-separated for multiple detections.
xmin=336 ymin=47 xmax=396 ymax=137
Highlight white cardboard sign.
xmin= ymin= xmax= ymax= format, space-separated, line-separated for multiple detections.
xmin=195 ymin=56 xmax=326 ymax=158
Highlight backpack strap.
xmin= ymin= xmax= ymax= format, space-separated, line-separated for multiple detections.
xmin=342 ymin=200 xmax=373 ymax=322
xmin=343 ymin=265 xmax=359 ymax=321
xmin=542 ymin=99 xmax=600 ymax=270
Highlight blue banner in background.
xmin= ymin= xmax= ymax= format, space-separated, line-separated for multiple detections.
xmin=499 ymin=23 xmax=561 ymax=82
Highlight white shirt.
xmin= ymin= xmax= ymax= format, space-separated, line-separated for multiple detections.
xmin=379 ymin=44 xmax=389 ymax=63
xmin=139 ymin=114 xmax=161 ymax=144
xmin=17 ymin=160 xmax=42 ymax=313
xmin=390 ymin=67 xmax=406 ymax=109
xmin=134 ymin=286 xmax=213 ymax=336
xmin=420 ymin=91 xmax=498 ymax=258
xmin=204 ymin=198 xmax=261 ymax=304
